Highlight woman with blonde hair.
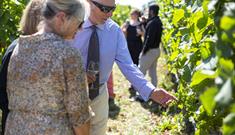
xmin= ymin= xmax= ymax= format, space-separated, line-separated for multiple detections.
xmin=4 ymin=0 xmax=92 ymax=134
xmin=0 ymin=0 xmax=44 ymax=134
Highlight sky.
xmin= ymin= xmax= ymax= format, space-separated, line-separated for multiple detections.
xmin=115 ymin=0 xmax=154 ymax=9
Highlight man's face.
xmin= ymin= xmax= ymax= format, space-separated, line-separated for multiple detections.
xmin=148 ymin=10 xmax=153 ymax=19
xmin=89 ymin=0 xmax=116 ymax=24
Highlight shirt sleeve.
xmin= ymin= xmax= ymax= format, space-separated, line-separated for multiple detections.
xmin=63 ymin=47 xmax=92 ymax=127
xmin=115 ymin=28 xmax=155 ymax=101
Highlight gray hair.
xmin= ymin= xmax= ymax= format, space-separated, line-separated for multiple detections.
xmin=42 ymin=0 xmax=85 ymax=22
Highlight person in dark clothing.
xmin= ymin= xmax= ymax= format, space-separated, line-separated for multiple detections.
xmin=0 ymin=0 xmax=44 ymax=134
xmin=139 ymin=4 xmax=163 ymax=87
xmin=122 ymin=9 xmax=144 ymax=66
xmin=121 ymin=9 xmax=145 ymax=97
xmin=0 ymin=41 xmax=16 ymax=135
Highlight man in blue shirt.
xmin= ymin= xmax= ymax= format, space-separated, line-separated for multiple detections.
xmin=73 ymin=0 xmax=177 ymax=134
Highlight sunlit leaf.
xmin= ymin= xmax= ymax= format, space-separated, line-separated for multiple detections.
xmin=169 ymin=50 xmax=179 ymax=61
xmin=215 ymin=78 xmax=233 ymax=105
xmin=200 ymin=44 xmax=211 ymax=60
xmin=219 ymin=58 xmax=234 ymax=74
xmin=197 ymin=14 xmax=208 ymax=30
xmin=223 ymin=113 xmax=235 ymax=135
xmin=221 ymin=32 xmax=230 ymax=42
xmin=200 ymin=87 xmax=218 ymax=115
xmin=173 ymin=0 xmax=181 ymax=4
xmin=194 ymin=31 xmax=203 ymax=43
xmin=231 ymin=104 xmax=235 ymax=113
xmin=202 ymin=0 xmax=209 ymax=13
xmin=191 ymin=70 xmax=218 ymax=87
xmin=220 ymin=16 xmax=235 ymax=31
xmin=179 ymin=27 xmax=190 ymax=35
xmin=191 ymin=10 xmax=203 ymax=25
xmin=172 ymin=9 xmax=185 ymax=26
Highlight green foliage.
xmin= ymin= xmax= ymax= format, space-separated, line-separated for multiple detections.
xmin=200 ymin=87 xmax=218 ymax=115
xmin=191 ymin=70 xmax=218 ymax=87
xmin=223 ymin=113 xmax=235 ymax=135
xmin=159 ymin=0 xmax=235 ymax=134
xmin=172 ymin=9 xmax=184 ymax=26
xmin=0 ymin=0 xmax=234 ymax=134
xmin=0 ymin=0 xmax=28 ymax=61
xmin=112 ymin=5 xmax=131 ymax=26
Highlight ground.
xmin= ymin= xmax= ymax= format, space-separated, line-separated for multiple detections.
xmin=107 ymin=53 xmax=176 ymax=135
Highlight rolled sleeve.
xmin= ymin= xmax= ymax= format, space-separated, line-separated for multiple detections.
xmin=138 ymin=82 xmax=155 ymax=101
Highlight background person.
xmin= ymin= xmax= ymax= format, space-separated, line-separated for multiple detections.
xmin=121 ymin=9 xmax=145 ymax=98
xmin=5 ymin=0 xmax=92 ymax=134
xmin=139 ymin=4 xmax=163 ymax=87
xmin=122 ymin=9 xmax=144 ymax=66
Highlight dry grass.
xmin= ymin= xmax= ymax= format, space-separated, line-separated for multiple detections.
xmin=107 ymin=53 xmax=175 ymax=135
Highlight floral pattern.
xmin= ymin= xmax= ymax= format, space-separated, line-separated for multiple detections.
xmin=5 ymin=33 xmax=92 ymax=135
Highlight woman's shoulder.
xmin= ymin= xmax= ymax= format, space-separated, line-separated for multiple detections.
xmin=61 ymin=42 xmax=80 ymax=57
xmin=23 ymin=32 xmax=80 ymax=59
xmin=39 ymin=33 xmax=79 ymax=56
xmin=55 ymin=40 xmax=82 ymax=61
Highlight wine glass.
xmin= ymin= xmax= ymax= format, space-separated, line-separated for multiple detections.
xmin=87 ymin=61 xmax=99 ymax=89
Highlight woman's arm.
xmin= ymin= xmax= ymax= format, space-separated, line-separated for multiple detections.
xmin=63 ymin=46 xmax=93 ymax=135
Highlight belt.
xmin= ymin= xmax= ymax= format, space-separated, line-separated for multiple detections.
xmin=89 ymin=83 xmax=105 ymax=100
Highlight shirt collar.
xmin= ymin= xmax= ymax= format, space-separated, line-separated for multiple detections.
xmin=82 ymin=18 xmax=105 ymax=30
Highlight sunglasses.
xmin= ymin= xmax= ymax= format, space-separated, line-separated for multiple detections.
xmin=91 ymin=1 xmax=116 ymax=13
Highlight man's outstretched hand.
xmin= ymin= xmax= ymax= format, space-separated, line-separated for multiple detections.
xmin=150 ymin=88 xmax=177 ymax=107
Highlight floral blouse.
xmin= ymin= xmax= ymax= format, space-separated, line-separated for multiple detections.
xmin=5 ymin=33 xmax=92 ymax=135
